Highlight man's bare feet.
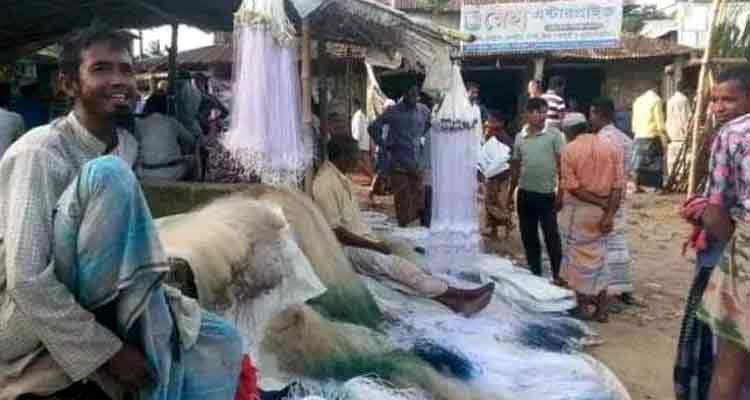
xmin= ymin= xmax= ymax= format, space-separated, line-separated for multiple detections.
xmin=434 ymin=282 xmax=495 ymax=317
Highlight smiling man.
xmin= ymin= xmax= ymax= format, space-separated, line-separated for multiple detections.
xmin=0 ymin=25 xmax=242 ymax=399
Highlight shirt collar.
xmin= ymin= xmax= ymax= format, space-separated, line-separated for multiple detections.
xmin=723 ymin=113 xmax=750 ymax=129
xmin=521 ymin=124 xmax=549 ymax=138
xmin=65 ymin=111 xmax=116 ymax=155
xmin=600 ymin=123 xmax=616 ymax=132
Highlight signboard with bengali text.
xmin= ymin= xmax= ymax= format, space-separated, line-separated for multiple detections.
xmin=461 ymin=0 xmax=623 ymax=54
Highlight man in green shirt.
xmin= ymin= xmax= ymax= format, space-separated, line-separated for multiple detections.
xmin=508 ymin=98 xmax=564 ymax=284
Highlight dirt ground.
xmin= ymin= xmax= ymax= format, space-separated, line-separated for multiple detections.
xmin=352 ymin=173 xmax=693 ymax=400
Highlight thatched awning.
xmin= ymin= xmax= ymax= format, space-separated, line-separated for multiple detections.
xmin=137 ymin=42 xmax=367 ymax=73
xmin=1 ymin=0 xmax=241 ymax=61
xmin=3 ymin=0 xmax=469 ymax=63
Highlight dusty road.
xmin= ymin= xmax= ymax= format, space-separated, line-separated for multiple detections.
xmin=353 ymin=173 xmax=692 ymax=400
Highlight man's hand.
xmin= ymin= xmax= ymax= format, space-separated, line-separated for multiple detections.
xmin=599 ymin=215 xmax=615 ymax=234
xmin=374 ymin=242 xmax=392 ymax=255
xmin=703 ymin=204 xmax=735 ymax=242
xmin=104 ymin=345 xmax=153 ymax=393
xmin=554 ymin=194 xmax=563 ymax=213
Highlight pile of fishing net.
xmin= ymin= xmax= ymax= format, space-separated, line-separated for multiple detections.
xmin=155 ymin=192 xmax=630 ymax=400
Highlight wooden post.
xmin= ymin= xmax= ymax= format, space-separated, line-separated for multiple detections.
xmin=346 ymin=57 xmax=353 ymax=139
xmin=167 ymin=22 xmax=179 ymax=117
xmin=319 ymin=41 xmax=330 ymax=162
xmin=301 ymin=22 xmax=314 ymax=193
xmin=688 ymin=0 xmax=724 ymax=196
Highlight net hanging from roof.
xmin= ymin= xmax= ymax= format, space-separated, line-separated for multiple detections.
xmin=222 ymin=0 xmax=313 ymax=188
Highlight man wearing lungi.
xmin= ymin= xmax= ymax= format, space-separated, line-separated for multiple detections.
xmin=589 ymin=97 xmax=635 ymax=303
xmin=368 ymin=86 xmax=431 ymax=227
xmin=558 ymin=113 xmax=625 ymax=323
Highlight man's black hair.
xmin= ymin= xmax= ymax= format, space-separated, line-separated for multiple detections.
xmin=564 ymin=122 xmax=590 ymax=139
xmin=19 ymin=84 xmax=39 ymax=98
xmin=716 ymin=67 xmax=750 ymax=94
xmin=0 ymin=83 xmax=10 ymax=108
xmin=59 ymin=22 xmax=132 ymax=81
xmin=590 ymin=97 xmax=616 ymax=121
xmin=328 ymin=134 xmax=359 ymax=162
xmin=143 ymin=94 xmax=168 ymax=115
xmin=549 ymin=76 xmax=566 ymax=92
xmin=526 ymin=97 xmax=548 ymax=112
xmin=488 ymin=109 xmax=508 ymax=123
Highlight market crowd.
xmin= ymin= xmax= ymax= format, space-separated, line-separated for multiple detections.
xmin=1 ymin=21 xmax=750 ymax=400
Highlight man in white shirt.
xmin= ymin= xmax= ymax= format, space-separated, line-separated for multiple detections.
xmin=350 ymin=98 xmax=373 ymax=178
xmin=0 ymin=83 xmax=25 ymax=160
xmin=541 ymin=76 xmax=567 ymax=129
xmin=666 ymin=82 xmax=692 ymax=176
xmin=134 ymin=96 xmax=198 ymax=181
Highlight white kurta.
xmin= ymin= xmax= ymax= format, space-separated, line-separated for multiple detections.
xmin=0 ymin=113 xmax=138 ymax=383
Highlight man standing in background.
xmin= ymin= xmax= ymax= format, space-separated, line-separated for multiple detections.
xmin=369 ymin=86 xmax=431 ymax=227
xmin=528 ymin=79 xmax=543 ymax=99
xmin=590 ymin=97 xmax=636 ymax=304
xmin=631 ymin=82 xmax=668 ymax=192
xmin=0 ymin=83 xmax=25 ymax=159
xmin=467 ymin=82 xmax=489 ymax=123
xmin=541 ymin=76 xmax=567 ymax=129
xmin=508 ymin=98 xmax=564 ymax=284
xmin=666 ymin=81 xmax=692 ymax=177
xmin=351 ymin=98 xmax=373 ymax=179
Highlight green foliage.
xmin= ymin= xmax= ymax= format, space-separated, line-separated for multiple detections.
xmin=417 ymin=0 xmax=451 ymax=12
xmin=712 ymin=7 xmax=750 ymax=58
xmin=307 ymin=350 xmax=426 ymax=382
xmin=622 ymin=5 xmax=668 ymax=34
xmin=308 ymin=284 xmax=384 ymax=329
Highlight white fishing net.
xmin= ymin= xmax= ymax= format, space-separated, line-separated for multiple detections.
xmin=428 ymin=65 xmax=482 ymax=274
xmin=289 ymin=377 xmax=431 ymax=400
xmin=223 ymin=0 xmax=313 ymax=188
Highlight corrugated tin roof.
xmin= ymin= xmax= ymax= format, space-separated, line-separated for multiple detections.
xmin=552 ymin=35 xmax=693 ymax=60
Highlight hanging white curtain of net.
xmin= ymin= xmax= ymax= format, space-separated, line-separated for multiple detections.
xmin=428 ymin=65 xmax=482 ymax=274
xmin=223 ymin=0 xmax=313 ymax=188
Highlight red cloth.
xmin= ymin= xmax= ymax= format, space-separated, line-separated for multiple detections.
xmin=235 ymin=355 xmax=259 ymax=400
xmin=679 ymin=196 xmax=709 ymax=255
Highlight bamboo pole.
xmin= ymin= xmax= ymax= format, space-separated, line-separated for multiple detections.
xmin=319 ymin=41 xmax=330 ymax=162
xmin=688 ymin=0 xmax=724 ymax=196
xmin=167 ymin=22 xmax=179 ymax=117
xmin=301 ymin=22 xmax=314 ymax=193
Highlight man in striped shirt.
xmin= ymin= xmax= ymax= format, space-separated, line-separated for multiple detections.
xmin=541 ymin=76 xmax=567 ymax=129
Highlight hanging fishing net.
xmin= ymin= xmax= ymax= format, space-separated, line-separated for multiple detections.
xmin=223 ymin=0 xmax=313 ymax=188
xmin=428 ymin=65 xmax=482 ymax=274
